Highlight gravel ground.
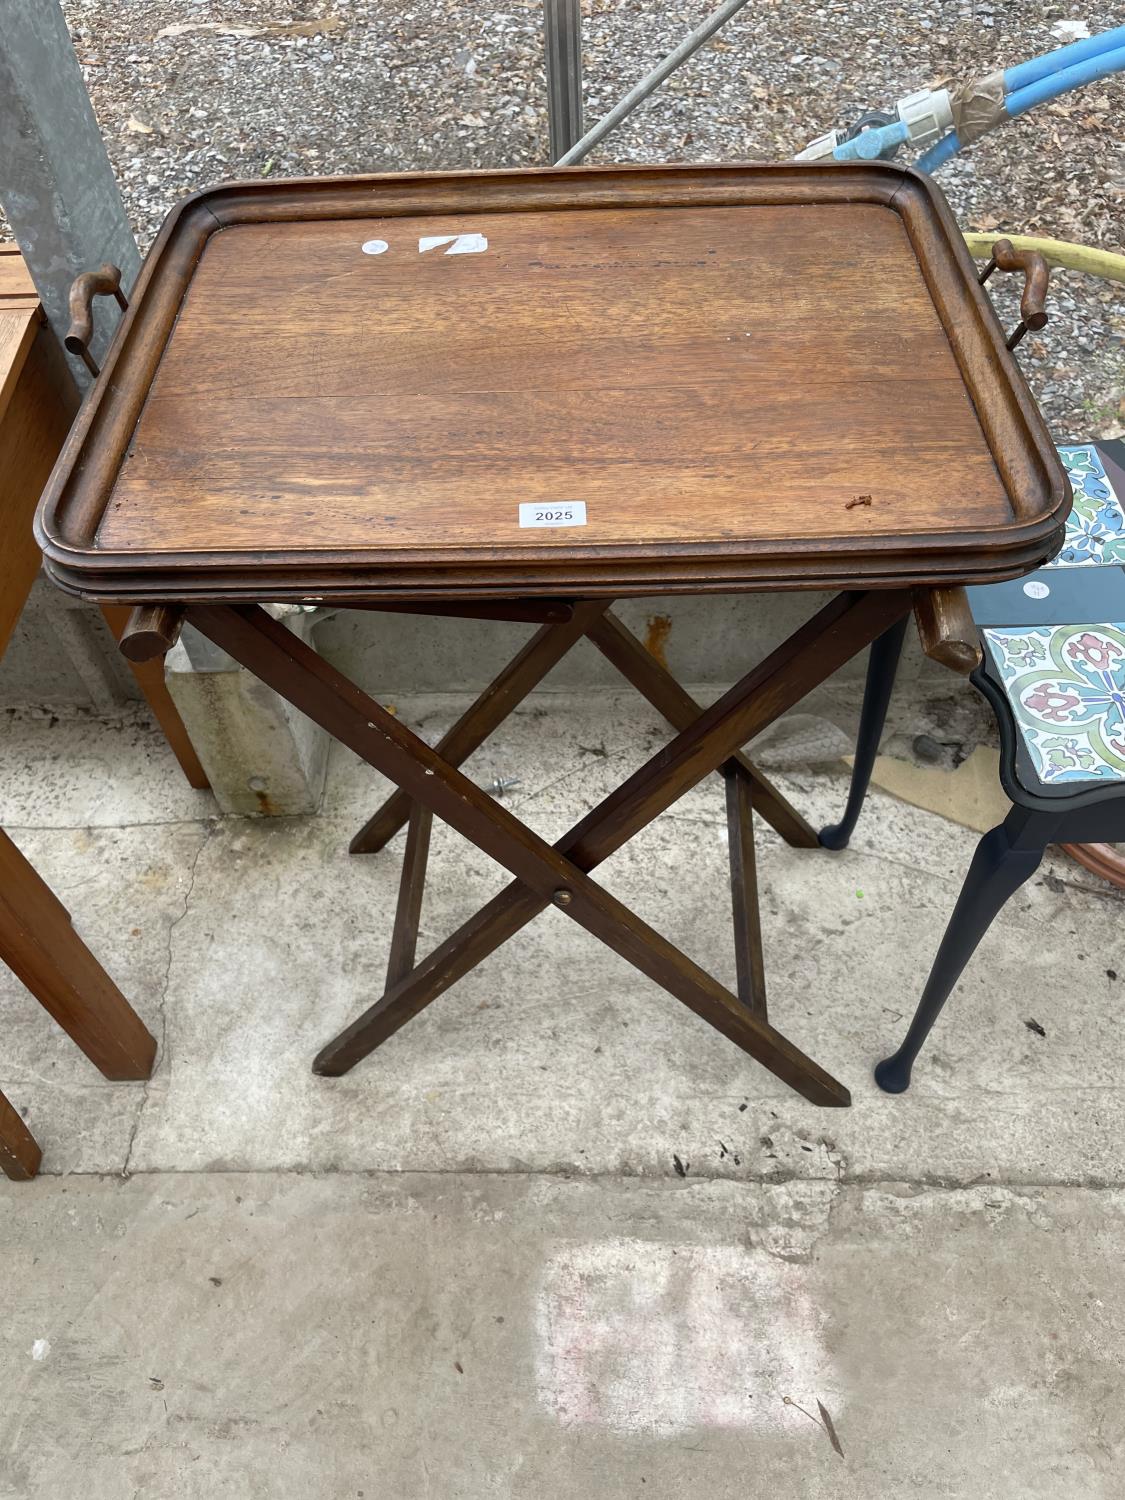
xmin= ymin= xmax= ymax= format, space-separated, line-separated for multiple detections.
xmin=42 ymin=1 xmax=1125 ymax=437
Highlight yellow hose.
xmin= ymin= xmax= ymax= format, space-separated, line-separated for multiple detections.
xmin=963 ymin=230 xmax=1125 ymax=284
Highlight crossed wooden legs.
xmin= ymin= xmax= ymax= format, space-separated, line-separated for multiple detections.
xmin=347 ymin=602 xmax=817 ymax=1017
xmin=188 ymin=589 xmax=912 ymax=1107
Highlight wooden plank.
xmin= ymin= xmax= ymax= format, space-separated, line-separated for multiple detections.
xmin=0 ymin=245 xmax=37 ymax=302
xmin=0 ymin=829 xmax=156 ymax=1081
xmin=100 ymin=450 xmax=1006 ymax=556
xmin=0 ymin=307 xmax=41 ymax=421
xmin=0 ymin=326 xmax=76 ymax=659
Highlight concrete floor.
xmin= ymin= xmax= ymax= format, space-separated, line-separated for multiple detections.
xmin=3 ymin=692 xmax=1125 ymax=1497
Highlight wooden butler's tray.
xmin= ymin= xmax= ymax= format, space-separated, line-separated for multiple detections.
xmin=35 ymin=163 xmax=1069 ymax=604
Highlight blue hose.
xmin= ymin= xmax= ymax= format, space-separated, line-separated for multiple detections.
xmin=1005 ymin=43 xmax=1125 ymax=116
xmin=917 ymin=34 xmax=1125 ymax=173
xmin=1004 ymin=24 xmax=1125 ymax=91
xmin=915 ymin=131 xmax=960 ymax=174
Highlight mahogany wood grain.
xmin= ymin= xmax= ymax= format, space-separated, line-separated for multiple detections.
xmin=35 ymin=164 xmax=1069 ymax=603
xmin=97 ymin=205 xmax=1002 ymax=554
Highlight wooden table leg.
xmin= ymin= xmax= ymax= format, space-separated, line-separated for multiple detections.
xmin=0 ymin=829 xmax=156 ymax=1080
xmin=0 ymin=1087 xmax=41 ymax=1181
xmin=100 ymin=604 xmax=210 ymax=790
xmin=384 ymin=803 xmax=433 ymax=988
xmin=725 ymin=764 xmax=767 ymax=1016
xmin=190 ymin=591 xmax=911 ymax=1103
xmin=350 ymin=600 xmax=609 ymax=854
xmin=354 ymin=604 xmax=819 ymax=856
xmin=303 ymin=590 xmax=909 ymax=1078
xmin=585 ymin=611 xmax=819 ymax=850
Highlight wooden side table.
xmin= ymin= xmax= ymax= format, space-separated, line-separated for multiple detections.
xmin=35 ymin=165 xmax=1070 ymax=1110
xmin=0 ymin=249 xmax=157 ymax=1180
xmin=821 ymin=440 xmax=1125 ymax=1089
xmin=0 ymin=247 xmax=208 ymax=788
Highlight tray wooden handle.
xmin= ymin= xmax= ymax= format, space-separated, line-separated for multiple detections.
xmin=65 ymin=264 xmax=129 ymax=377
xmin=913 ymin=587 xmax=982 ymax=675
xmin=118 ymin=604 xmax=184 ymax=663
xmin=978 ymin=238 xmax=1050 ymax=351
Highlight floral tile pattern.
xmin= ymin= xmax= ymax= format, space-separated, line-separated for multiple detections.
xmin=1050 ymin=444 xmax=1125 ymax=567
xmin=983 ymin=624 xmax=1125 ymax=784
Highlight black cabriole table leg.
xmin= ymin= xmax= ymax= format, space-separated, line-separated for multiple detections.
xmin=874 ymin=805 xmax=1052 ymax=1092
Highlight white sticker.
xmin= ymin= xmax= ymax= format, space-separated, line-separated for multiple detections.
xmin=1023 ymin=580 xmax=1050 ymax=599
xmin=361 ymin=238 xmax=389 ymax=255
xmin=519 ymin=502 xmax=587 ymax=529
xmin=418 ymin=233 xmax=488 ymax=256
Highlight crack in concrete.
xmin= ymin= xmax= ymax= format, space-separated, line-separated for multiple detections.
xmin=511 ymin=747 xmax=636 ymax=811
xmin=2 ymin=817 xmax=215 ymax=834
xmin=48 ymin=1161 xmax=1125 ymax=1191
xmin=120 ymin=822 xmax=215 ymax=1180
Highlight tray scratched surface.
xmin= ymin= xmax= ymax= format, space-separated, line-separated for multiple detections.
xmin=36 ymin=164 xmax=1069 ymax=602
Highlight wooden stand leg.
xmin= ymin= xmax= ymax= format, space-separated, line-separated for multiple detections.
xmin=586 ymin=611 xmax=819 ymax=850
xmin=385 ymin=804 xmax=433 ymax=987
xmin=725 ymin=764 xmax=767 ymax=1016
xmin=0 ymin=830 xmax=156 ymax=1080
xmin=313 ymin=590 xmax=906 ymax=1078
xmin=351 ymin=601 xmax=609 ymax=854
xmin=190 ymin=591 xmax=910 ymax=1102
xmin=101 ymin=604 xmax=210 ymax=790
xmin=0 ymin=1088 xmax=41 ymax=1181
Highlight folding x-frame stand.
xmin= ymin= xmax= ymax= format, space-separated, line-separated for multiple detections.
xmin=119 ymin=585 xmax=980 ymax=1109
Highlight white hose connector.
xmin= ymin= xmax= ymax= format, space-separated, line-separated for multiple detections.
xmin=794 ymin=129 xmax=841 ymax=162
xmin=896 ymin=87 xmax=954 ymax=147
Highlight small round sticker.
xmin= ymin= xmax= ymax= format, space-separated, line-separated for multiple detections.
xmin=1023 ymin=580 xmax=1050 ymax=599
xmin=361 ymin=239 xmax=389 ymax=255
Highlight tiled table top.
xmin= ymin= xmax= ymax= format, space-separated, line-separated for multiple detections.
xmin=1051 ymin=444 xmax=1125 ymax=568
xmin=979 ymin=441 xmax=1125 ymax=787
